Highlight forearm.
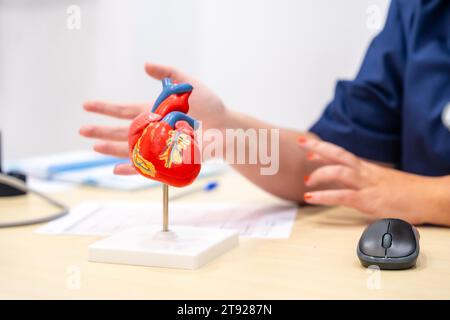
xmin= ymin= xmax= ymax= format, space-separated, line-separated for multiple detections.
xmin=423 ymin=176 xmax=450 ymax=227
xmin=380 ymin=172 xmax=450 ymax=226
xmin=214 ymin=109 xmax=316 ymax=202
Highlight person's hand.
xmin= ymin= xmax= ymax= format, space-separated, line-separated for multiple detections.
xmin=298 ymin=137 xmax=442 ymax=225
xmin=79 ymin=62 xmax=226 ymax=174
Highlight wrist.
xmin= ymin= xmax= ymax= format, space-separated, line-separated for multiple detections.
xmin=198 ymin=107 xmax=245 ymax=162
xmin=220 ymin=108 xmax=237 ymax=131
xmin=205 ymin=106 xmax=236 ymax=132
xmin=425 ymin=176 xmax=450 ymax=226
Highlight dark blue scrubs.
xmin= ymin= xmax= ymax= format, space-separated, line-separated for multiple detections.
xmin=310 ymin=0 xmax=450 ymax=176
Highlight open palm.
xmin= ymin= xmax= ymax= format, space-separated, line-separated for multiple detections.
xmin=79 ymin=62 xmax=225 ymax=174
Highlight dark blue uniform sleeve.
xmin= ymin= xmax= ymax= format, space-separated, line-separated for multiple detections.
xmin=310 ymin=0 xmax=407 ymax=165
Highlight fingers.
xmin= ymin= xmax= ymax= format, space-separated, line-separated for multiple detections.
xmin=304 ymin=189 xmax=357 ymax=206
xmin=299 ymin=137 xmax=361 ymax=168
xmin=79 ymin=125 xmax=129 ymax=141
xmin=144 ymin=62 xmax=187 ymax=82
xmin=305 ymin=151 xmax=334 ymax=166
xmin=93 ymin=141 xmax=129 ymax=158
xmin=83 ymin=101 xmax=148 ymax=120
xmin=306 ymin=165 xmax=362 ymax=189
xmin=113 ymin=163 xmax=137 ymax=175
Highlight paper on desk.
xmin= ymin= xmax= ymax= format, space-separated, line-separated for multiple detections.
xmin=7 ymin=150 xmax=227 ymax=191
xmin=36 ymin=202 xmax=297 ymax=239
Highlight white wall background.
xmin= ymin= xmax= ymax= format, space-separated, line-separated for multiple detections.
xmin=0 ymin=0 xmax=389 ymax=160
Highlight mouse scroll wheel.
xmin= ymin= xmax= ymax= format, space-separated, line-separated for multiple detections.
xmin=382 ymin=233 xmax=392 ymax=248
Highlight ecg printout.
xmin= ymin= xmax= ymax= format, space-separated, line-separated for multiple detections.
xmin=36 ymin=202 xmax=297 ymax=239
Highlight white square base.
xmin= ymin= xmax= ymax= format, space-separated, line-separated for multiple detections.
xmin=88 ymin=226 xmax=239 ymax=269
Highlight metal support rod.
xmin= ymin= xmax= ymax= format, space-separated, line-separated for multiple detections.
xmin=162 ymin=183 xmax=169 ymax=232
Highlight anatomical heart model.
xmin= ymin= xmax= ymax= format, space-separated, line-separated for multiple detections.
xmin=128 ymin=78 xmax=201 ymax=187
xmin=88 ymin=78 xmax=237 ymax=270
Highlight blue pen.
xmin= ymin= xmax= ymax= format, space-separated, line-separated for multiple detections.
xmin=169 ymin=181 xmax=219 ymax=201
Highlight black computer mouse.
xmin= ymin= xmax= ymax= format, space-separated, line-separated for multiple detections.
xmin=357 ymin=218 xmax=420 ymax=270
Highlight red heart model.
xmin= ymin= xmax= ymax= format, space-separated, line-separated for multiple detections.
xmin=128 ymin=79 xmax=201 ymax=187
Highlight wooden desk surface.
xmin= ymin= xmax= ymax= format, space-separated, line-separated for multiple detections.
xmin=1 ymin=171 xmax=449 ymax=299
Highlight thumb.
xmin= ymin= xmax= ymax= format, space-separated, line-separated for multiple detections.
xmin=144 ymin=62 xmax=186 ymax=82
